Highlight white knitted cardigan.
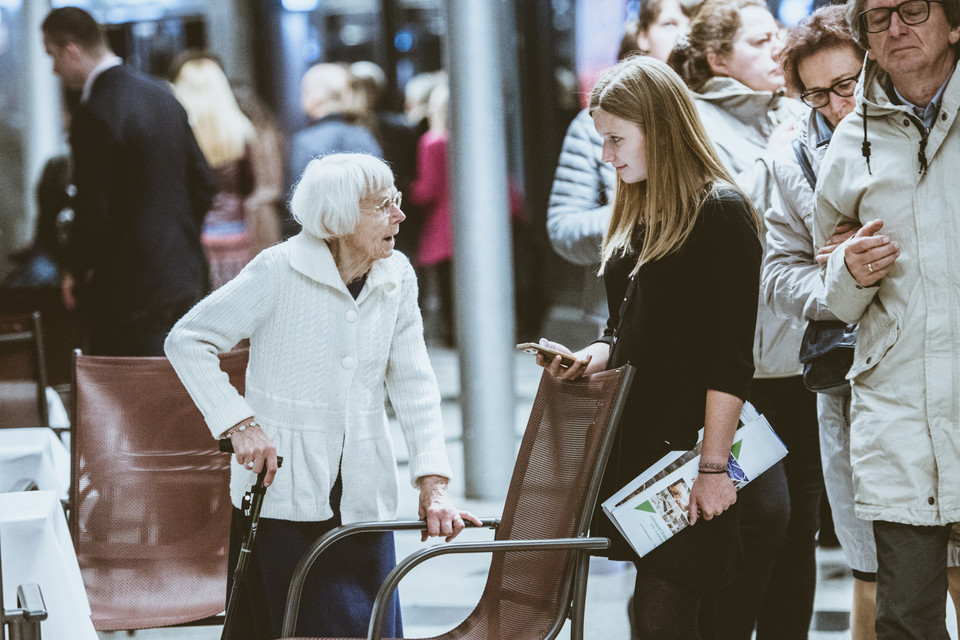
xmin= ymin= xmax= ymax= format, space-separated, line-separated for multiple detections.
xmin=165 ymin=232 xmax=453 ymax=522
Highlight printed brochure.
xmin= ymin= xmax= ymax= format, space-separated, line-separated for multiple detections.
xmin=601 ymin=402 xmax=787 ymax=558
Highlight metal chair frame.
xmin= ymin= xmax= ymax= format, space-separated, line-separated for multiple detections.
xmin=281 ymin=365 xmax=636 ymax=640
xmin=0 ymin=311 xmax=51 ymax=432
xmin=0 ymin=524 xmax=49 ymax=640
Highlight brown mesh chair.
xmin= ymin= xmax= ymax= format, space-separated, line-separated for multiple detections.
xmin=70 ymin=348 xmax=248 ymax=631
xmin=0 ymin=312 xmax=50 ymax=431
xmin=279 ymin=364 xmax=636 ymax=640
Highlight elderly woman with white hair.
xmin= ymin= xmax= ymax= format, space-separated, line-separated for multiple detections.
xmin=165 ymin=152 xmax=479 ymax=639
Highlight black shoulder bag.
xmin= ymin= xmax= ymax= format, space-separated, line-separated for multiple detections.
xmin=790 ymin=138 xmax=859 ymax=395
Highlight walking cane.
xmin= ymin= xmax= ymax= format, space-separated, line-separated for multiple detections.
xmin=219 ymin=438 xmax=283 ymax=640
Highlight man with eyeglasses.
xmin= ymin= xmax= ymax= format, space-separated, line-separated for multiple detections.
xmin=813 ymin=0 xmax=960 ymax=636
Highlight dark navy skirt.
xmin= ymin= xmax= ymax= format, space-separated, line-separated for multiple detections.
xmin=226 ymin=473 xmax=403 ymax=639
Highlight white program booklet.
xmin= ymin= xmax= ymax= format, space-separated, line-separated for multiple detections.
xmin=601 ymin=402 xmax=787 ymax=558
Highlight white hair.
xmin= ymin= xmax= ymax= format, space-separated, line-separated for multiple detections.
xmin=289 ymin=153 xmax=394 ymax=240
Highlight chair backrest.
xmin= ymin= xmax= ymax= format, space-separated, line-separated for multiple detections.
xmin=441 ymin=365 xmax=634 ymax=640
xmin=0 ymin=312 xmax=49 ymax=429
xmin=70 ymin=348 xmax=247 ymax=631
xmin=0 ymin=287 xmax=83 ymax=388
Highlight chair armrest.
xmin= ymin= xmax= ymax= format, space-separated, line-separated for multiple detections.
xmin=3 ymin=583 xmax=48 ymax=640
xmin=364 ymin=537 xmax=611 ymax=640
xmin=281 ymin=518 xmax=501 ymax=637
xmin=17 ymin=584 xmax=48 ymax=621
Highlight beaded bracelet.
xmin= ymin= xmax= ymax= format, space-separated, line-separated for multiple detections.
xmin=224 ymin=419 xmax=259 ymax=438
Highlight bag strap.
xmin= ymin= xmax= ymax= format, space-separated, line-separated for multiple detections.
xmin=609 ymin=275 xmax=638 ymax=364
xmin=791 ymin=138 xmax=817 ymax=191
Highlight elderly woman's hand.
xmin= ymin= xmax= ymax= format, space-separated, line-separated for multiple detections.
xmin=417 ymin=475 xmax=481 ymax=542
xmin=228 ymin=419 xmax=279 ymax=487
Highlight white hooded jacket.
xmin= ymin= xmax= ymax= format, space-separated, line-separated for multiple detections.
xmin=694 ymin=77 xmax=807 ymax=378
xmin=814 ymin=57 xmax=960 ymax=525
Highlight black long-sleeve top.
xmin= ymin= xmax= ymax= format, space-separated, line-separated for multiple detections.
xmin=594 ymin=185 xmax=761 ymax=570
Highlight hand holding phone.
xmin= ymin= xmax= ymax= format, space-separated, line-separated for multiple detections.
xmin=516 ymin=342 xmax=580 ymax=368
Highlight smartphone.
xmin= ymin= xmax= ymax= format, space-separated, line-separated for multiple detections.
xmin=516 ymin=342 xmax=581 ymax=368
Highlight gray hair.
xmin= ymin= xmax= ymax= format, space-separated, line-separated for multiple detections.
xmin=289 ymin=153 xmax=394 ymax=240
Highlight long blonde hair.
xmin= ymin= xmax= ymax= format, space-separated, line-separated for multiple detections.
xmin=590 ymin=56 xmax=756 ymax=275
xmin=173 ymin=57 xmax=255 ymax=168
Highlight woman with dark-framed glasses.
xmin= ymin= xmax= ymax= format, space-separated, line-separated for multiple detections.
xmin=165 ymin=152 xmax=479 ymax=639
xmin=762 ymin=7 xmax=875 ymax=637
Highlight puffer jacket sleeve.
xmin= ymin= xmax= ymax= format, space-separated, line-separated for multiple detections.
xmin=384 ymin=257 xmax=454 ymax=486
xmin=546 ymin=109 xmax=616 ymax=266
xmin=164 ymin=249 xmax=279 ymax=438
xmin=762 ymin=142 xmax=839 ymax=323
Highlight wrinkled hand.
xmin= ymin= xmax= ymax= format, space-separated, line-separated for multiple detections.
xmin=229 ymin=421 xmax=278 ymax=486
xmin=534 ymin=338 xmax=592 ymax=381
xmin=688 ymin=472 xmax=736 ymax=526
xmin=839 ymin=219 xmax=900 ymax=287
xmin=815 ymin=220 xmax=860 ymax=262
xmin=418 ymin=475 xmax=481 ymax=542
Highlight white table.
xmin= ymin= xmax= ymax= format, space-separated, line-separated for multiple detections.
xmin=0 ymin=428 xmax=70 ymax=499
xmin=0 ymin=490 xmax=97 ymax=640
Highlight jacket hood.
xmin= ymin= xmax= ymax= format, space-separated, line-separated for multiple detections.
xmin=695 ymin=77 xmax=790 ymax=136
xmin=854 ymin=55 xmax=937 ymax=175
xmin=854 ymin=55 xmax=905 ymax=116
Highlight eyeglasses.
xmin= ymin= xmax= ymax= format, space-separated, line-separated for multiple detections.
xmin=369 ymin=191 xmax=402 ymax=215
xmin=799 ymin=73 xmax=860 ymax=109
xmin=859 ymin=0 xmax=941 ymax=33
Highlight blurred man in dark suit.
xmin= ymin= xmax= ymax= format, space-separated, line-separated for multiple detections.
xmin=41 ymin=7 xmax=215 ymax=356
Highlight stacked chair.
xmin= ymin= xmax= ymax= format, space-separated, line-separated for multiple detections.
xmin=68 ymin=348 xmax=248 ymax=631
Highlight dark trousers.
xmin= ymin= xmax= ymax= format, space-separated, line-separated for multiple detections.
xmin=711 ymin=376 xmax=821 ymax=639
xmin=87 ymin=296 xmax=199 ymax=356
xmin=224 ymin=475 xmax=402 ymax=639
xmin=633 ymin=565 xmax=716 ymax=640
xmin=874 ymin=520 xmax=951 ymax=640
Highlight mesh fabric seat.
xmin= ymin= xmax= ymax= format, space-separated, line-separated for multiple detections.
xmin=280 ymin=365 xmax=635 ymax=640
xmin=0 ymin=312 xmax=49 ymax=430
xmin=70 ymin=348 xmax=247 ymax=631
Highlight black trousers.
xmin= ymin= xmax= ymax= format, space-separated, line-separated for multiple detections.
xmin=874 ymin=520 xmax=952 ymax=640
xmin=711 ymin=376 xmax=822 ymax=640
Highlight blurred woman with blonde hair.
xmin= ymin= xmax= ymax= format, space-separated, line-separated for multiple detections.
xmin=173 ymin=52 xmax=256 ymax=288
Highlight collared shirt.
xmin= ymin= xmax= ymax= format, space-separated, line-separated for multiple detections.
xmin=81 ymin=56 xmax=122 ymax=104
xmin=814 ymin=110 xmax=835 ymax=148
xmin=890 ymin=62 xmax=956 ymax=129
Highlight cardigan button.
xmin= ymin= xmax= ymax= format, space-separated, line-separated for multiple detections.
xmin=345 ymin=309 xmax=358 ymax=322
xmin=341 ymin=356 xmax=356 ymax=370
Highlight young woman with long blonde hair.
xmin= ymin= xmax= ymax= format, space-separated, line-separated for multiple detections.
xmin=537 ymin=56 xmax=762 ymax=639
xmin=173 ymin=53 xmax=257 ymax=288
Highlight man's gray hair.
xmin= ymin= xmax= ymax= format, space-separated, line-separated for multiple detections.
xmin=289 ymin=153 xmax=394 ymax=241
